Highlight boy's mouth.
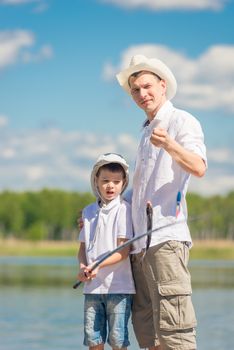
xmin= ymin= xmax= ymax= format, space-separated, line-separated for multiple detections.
xmin=106 ymin=191 xmax=114 ymax=195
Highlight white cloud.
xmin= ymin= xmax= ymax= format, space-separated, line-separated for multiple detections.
xmin=0 ymin=115 xmax=8 ymax=127
xmin=0 ymin=0 xmax=34 ymax=4
xmin=0 ymin=0 xmax=49 ymax=13
xmin=0 ymin=30 xmax=53 ymax=70
xmin=190 ymin=172 xmax=234 ymax=196
xmin=25 ymin=165 xmax=45 ymax=181
xmin=21 ymin=44 xmax=53 ymax=63
xmin=0 ymin=127 xmax=138 ymax=192
xmin=0 ymin=30 xmax=33 ymax=68
xmin=100 ymin=0 xmax=227 ymax=11
xmin=0 ymin=148 xmax=15 ymax=159
xmin=0 ymin=0 xmax=43 ymax=6
xmin=208 ymin=148 xmax=234 ymax=164
xmin=0 ymin=126 xmax=233 ymax=196
xmin=104 ymin=44 xmax=234 ymax=113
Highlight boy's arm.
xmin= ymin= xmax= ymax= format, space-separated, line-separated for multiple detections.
xmin=99 ymin=237 xmax=130 ymax=266
xmin=87 ymin=238 xmax=130 ymax=278
xmin=77 ymin=242 xmax=90 ymax=282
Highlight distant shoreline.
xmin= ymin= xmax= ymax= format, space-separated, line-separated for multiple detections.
xmin=1 ymin=238 xmax=234 ymax=260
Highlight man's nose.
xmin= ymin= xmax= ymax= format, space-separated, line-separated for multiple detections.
xmin=139 ymin=88 xmax=147 ymax=98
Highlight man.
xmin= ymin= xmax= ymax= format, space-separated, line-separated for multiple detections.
xmin=116 ymin=55 xmax=207 ymax=350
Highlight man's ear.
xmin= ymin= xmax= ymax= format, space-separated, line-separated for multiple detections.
xmin=160 ymin=79 xmax=167 ymax=94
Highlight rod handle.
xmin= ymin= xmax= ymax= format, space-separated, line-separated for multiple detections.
xmin=73 ymin=280 xmax=82 ymax=289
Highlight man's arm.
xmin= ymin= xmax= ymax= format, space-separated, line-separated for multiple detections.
xmin=150 ymin=127 xmax=206 ymax=177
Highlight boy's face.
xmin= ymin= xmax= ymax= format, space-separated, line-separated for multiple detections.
xmin=96 ymin=168 xmax=125 ymax=203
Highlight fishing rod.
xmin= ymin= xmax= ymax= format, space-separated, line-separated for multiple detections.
xmin=73 ymin=203 xmax=186 ymax=290
xmin=145 ymin=201 xmax=153 ymax=251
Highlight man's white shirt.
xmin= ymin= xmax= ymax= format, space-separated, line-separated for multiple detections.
xmin=131 ymin=101 xmax=207 ymax=252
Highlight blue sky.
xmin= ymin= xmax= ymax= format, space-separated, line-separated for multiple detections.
xmin=0 ymin=0 xmax=234 ymax=196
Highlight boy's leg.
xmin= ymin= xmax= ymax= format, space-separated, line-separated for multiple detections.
xmin=106 ymin=294 xmax=132 ymax=349
xmin=84 ymin=294 xmax=107 ymax=348
xmin=89 ymin=345 xmax=104 ymax=350
xmin=131 ymin=253 xmax=160 ymax=349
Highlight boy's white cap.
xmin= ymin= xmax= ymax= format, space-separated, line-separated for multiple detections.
xmin=116 ymin=54 xmax=177 ymax=100
xmin=91 ymin=153 xmax=129 ymax=197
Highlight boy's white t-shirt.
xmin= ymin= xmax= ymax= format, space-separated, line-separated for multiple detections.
xmin=79 ymin=196 xmax=136 ymax=294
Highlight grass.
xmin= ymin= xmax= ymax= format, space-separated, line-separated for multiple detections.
xmin=190 ymin=240 xmax=234 ymax=260
xmin=0 ymin=239 xmax=78 ymax=257
xmin=1 ymin=239 xmax=234 ymax=259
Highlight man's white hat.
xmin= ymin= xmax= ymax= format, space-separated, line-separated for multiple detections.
xmin=91 ymin=153 xmax=129 ymax=198
xmin=116 ymin=54 xmax=177 ymax=100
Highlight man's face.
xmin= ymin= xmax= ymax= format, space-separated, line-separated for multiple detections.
xmin=129 ymin=71 xmax=167 ymax=120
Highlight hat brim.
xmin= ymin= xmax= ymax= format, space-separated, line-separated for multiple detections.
xmin=116 ymin=61 xmax=177 ymax=101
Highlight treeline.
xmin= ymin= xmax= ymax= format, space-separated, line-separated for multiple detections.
xmin=0 ymin=189 xmax=94 ymax=241
xmin=187 ymin=192 xmax=234 ymax=240
xmin=0 ymin=189 xmax=233 ymax=240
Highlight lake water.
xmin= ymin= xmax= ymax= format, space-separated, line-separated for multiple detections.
xmin=0 ymin=257 xmax=234 ymax=350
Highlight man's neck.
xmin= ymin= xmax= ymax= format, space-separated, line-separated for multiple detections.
xmin=147 ymin=100 xmax=167 ymax=122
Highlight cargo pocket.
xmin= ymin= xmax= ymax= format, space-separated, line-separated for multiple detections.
xmin=158 ymin=283 xmax=197 ymax=331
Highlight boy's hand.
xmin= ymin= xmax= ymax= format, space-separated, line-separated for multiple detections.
xmin=77 ymin=266 xmax=90 ymax=282
xmin=86 ymin=262 xmax=100 ymax=279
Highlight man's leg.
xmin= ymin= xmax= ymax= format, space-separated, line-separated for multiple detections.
xmin=131 ymin=253 xmax=160 ymax=349
xmin=142 ymin=241 xmax=197 ymax=350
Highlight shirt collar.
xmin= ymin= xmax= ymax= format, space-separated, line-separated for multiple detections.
xmin=97 ymin=195 xmax=121 ymax=213
xmin=149 ymin=100 xmax=174 ymax=131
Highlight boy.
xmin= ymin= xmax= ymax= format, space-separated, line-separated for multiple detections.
xmin=77 ymin=153 xmax=135 ymax=350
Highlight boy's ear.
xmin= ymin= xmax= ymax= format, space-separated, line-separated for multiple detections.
xmin=122 ymin=178 xmax=126 ymax=189
xmin=94 ymin=176 xmax=98 ymax=189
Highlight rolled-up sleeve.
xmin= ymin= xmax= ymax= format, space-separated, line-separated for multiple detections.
xmin=176 ymin=113 xmax=207 ymax=167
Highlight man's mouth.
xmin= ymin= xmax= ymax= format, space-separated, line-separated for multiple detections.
xmin=141 ymin=99 xmax=151 ymax=106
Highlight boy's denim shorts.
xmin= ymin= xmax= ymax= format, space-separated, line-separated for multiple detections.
xmin=83 ymin=293 xmax=132 ymax=348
